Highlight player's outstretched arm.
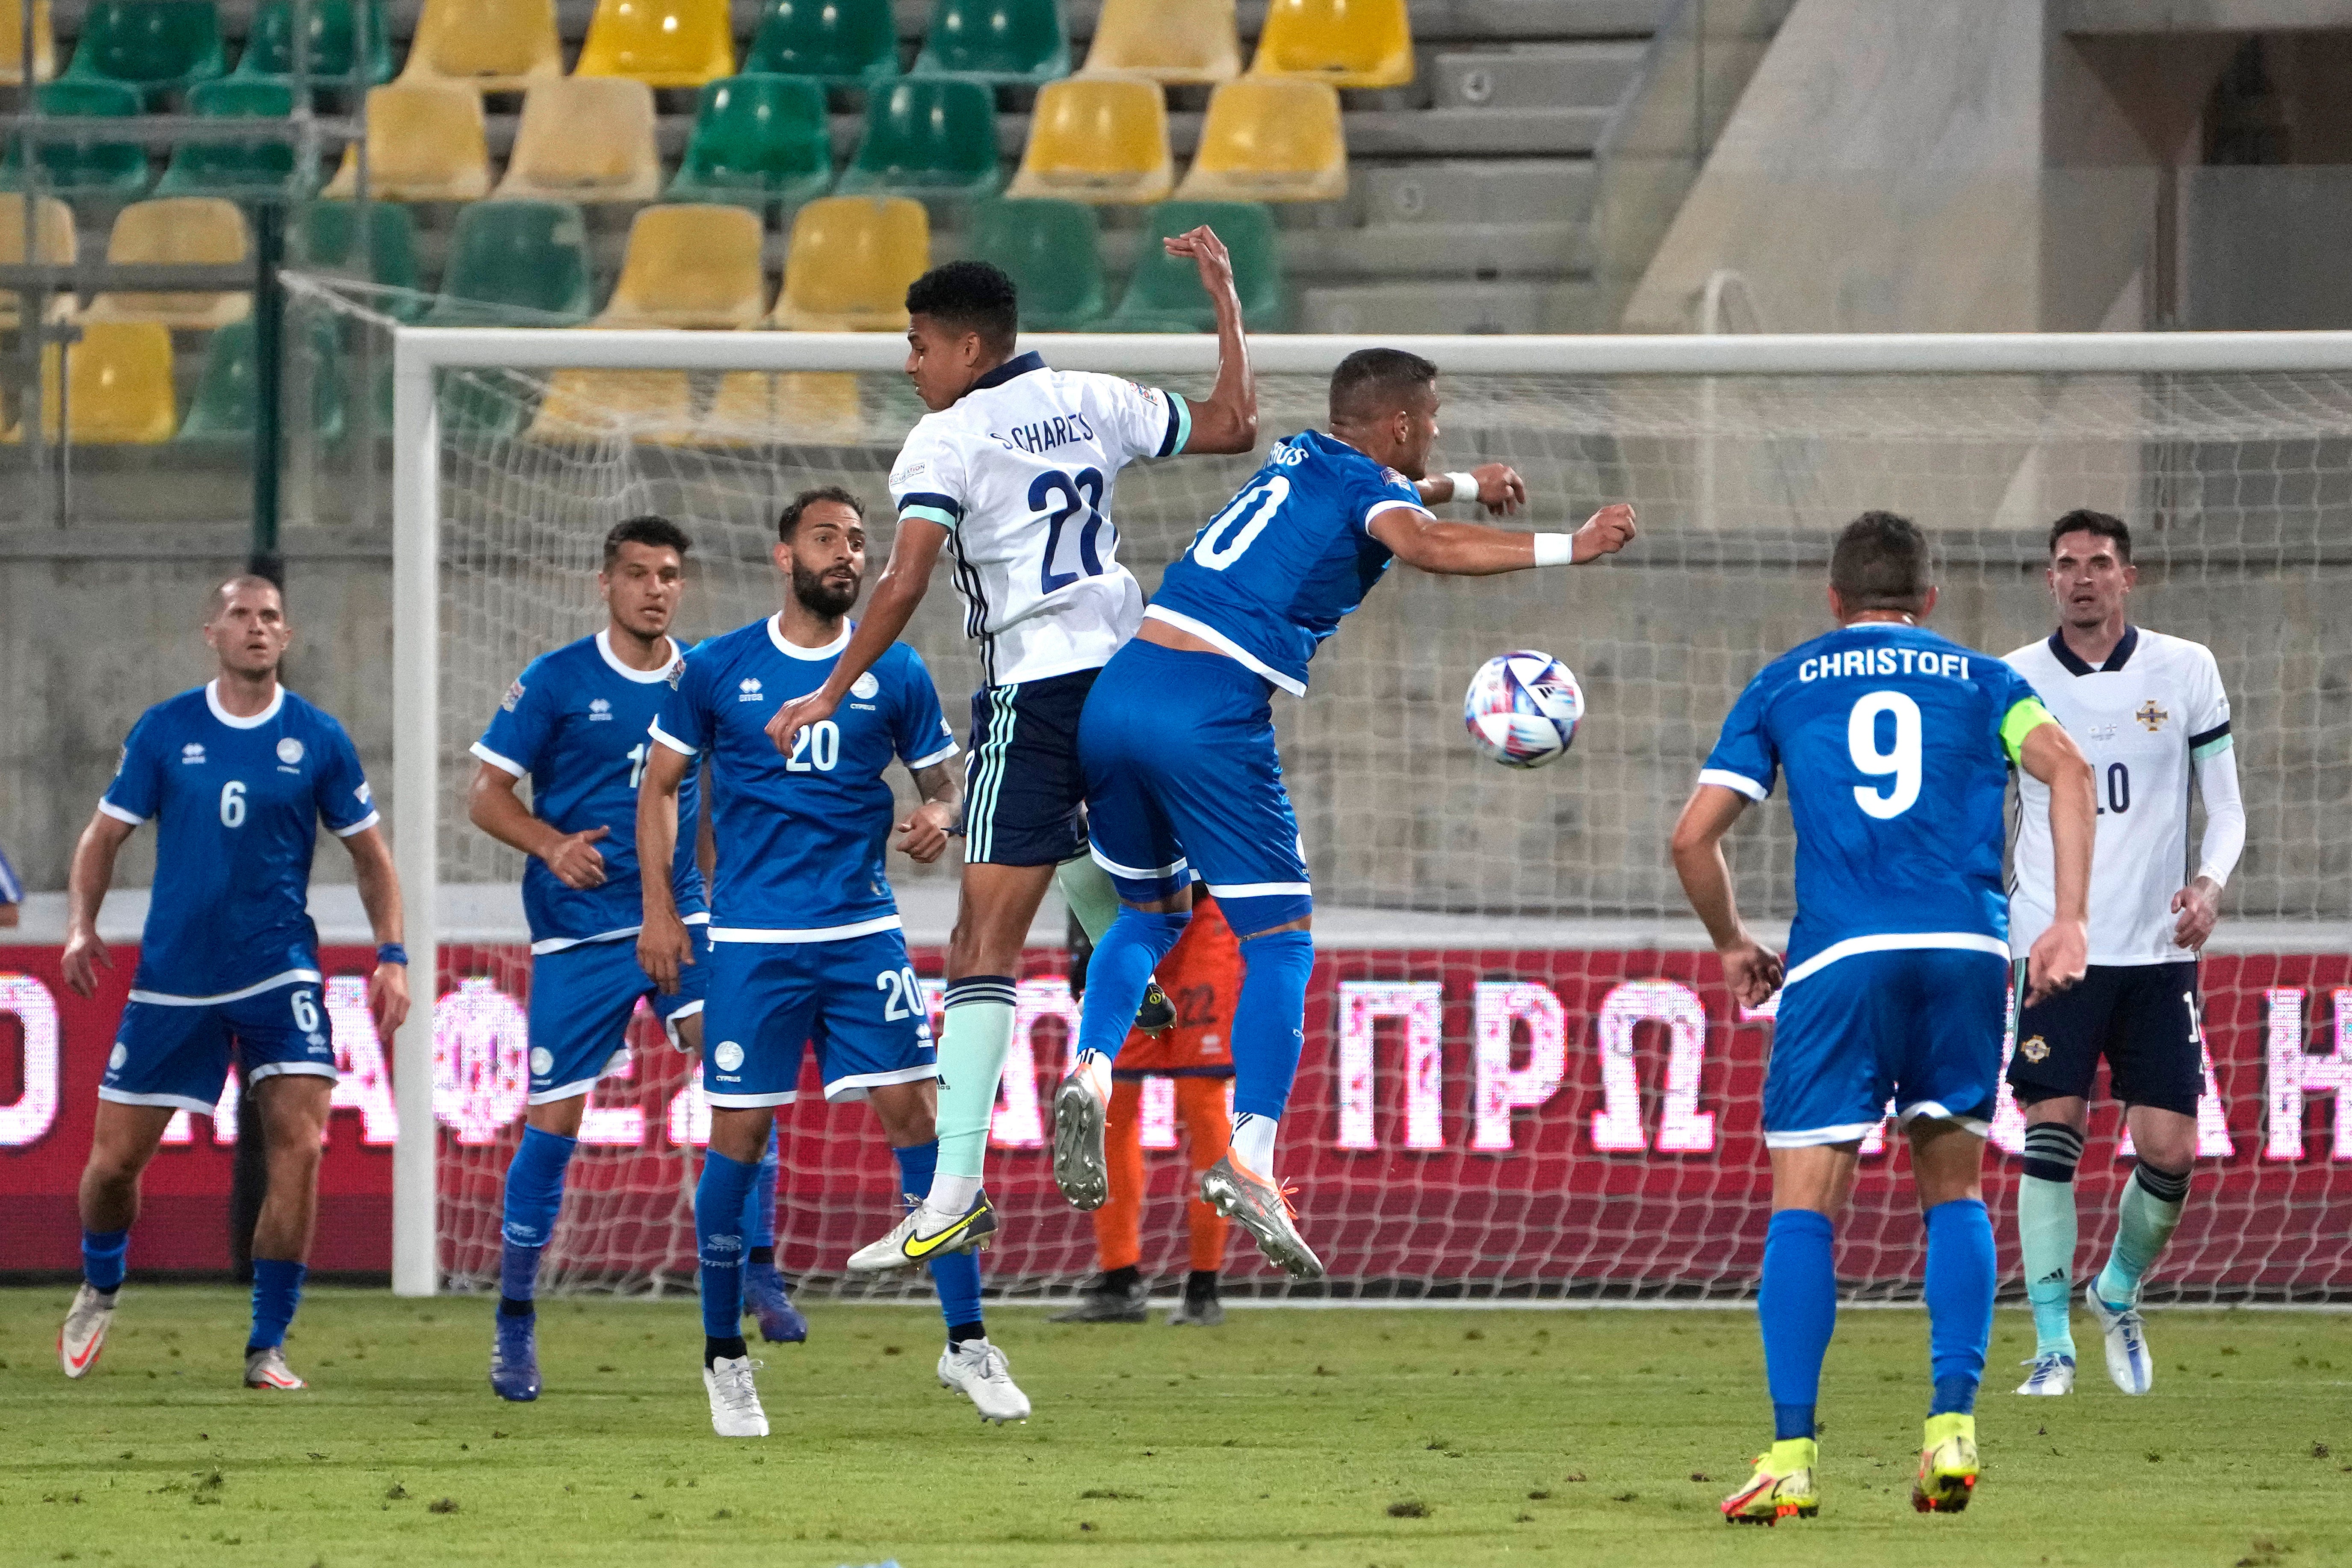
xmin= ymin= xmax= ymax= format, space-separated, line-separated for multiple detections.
xmin=1370 ymin=502 xmax=1636 ymax=577
xmin=895 ymin=758 xmax=964 ymax=866
xmin=341 ymin=824 xmax=411 ymax=1037
xmin=634 ymin=740 xmax=695 ymax=994
xmin=2018 ymin=720 xmax=2095 ymax=1005
xmin=1670 ymin=783 xmax=1784 ymax=1008
xmin=466 ymin=761 xmax=609 ymax=890
xmin=1166 ymin=225 xmax=1257 ymax=455
xmin=765 ymin=517 xmax=951 ymax=754
xmin=60 ymin=808 xmax=135 ymax=998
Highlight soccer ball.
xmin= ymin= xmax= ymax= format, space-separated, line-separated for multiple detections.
xmin=1463 ymin=650 xmax=1584 ymax=768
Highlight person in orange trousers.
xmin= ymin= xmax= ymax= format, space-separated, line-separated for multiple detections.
xmin=1051 ymin=886 xmax=1239 ymax=1326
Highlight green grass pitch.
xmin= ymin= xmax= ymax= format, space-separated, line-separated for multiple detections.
xmin=5 ymin=1286 xmax=2349 ymax=1567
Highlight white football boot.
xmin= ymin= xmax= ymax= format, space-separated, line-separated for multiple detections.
xmin=59 ymin=1283 xmax=116 ymax=1378
xmin=703 ymin=1354 xmax=769 ymax=1437
xmin=938 ymin=1338 xmax=1031 ymax=1424
xmin=243 ymin=1346 xmax=307 ymax=1390
xmin=2013 ymin=1353 xmax=2076 ymax=1396
xmin=2085 ymin=1282 xmax=2154 ymax=1395
xmin=1050 ymin=1053 xmax=1114 ymax=1211
xmin=845 ymin=1191 xmax=997 ymax=1274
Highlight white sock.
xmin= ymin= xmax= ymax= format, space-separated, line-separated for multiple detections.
xmin=925 ymin=1172 xmax=984 ymax=1217
xmin=1230 ymin=1111 xmax=1278 ymax=1176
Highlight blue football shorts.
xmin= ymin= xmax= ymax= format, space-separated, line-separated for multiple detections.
xmin=1762 ymin=945 xmax=2009 ymax=1148
xmin=526 ymin=924 xmax=712 ymax=1104
xmin=701 ymin=928 xmax=937 ymax=1107
xmin=102 ymin=969 xmax=338 ymax=1114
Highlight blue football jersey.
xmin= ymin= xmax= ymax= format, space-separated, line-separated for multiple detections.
xmin=99 ymin=682 xmax=378 ymax=998
xmin=650 ymin=617 xmax=958 ymax=937
xmin=1700 ymin=622 xmax=2053 ymax=974
xmin=473 ymin=630 xmax=707 ymax=952
xmin=1146 ymin=430 xmax=1427 ymax=695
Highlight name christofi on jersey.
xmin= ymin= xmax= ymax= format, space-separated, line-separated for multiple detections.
xmin=1797 ymin=646 xmax=1978 ymax=684
xmin=995 ymin=411 xmax=1098 ymax=456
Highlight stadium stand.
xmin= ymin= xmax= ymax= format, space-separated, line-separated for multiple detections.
xmin=1081 ymin=0 xmax=1240 ymax=84
xmin=1175 ymin=75 xmax=1347 ymax=203
xmin=154 ymin=78 xmax=314 ymax=200
xmin=698 ymin=368 xmax=863 ymax=445
xmin=965 ymin=197 xmax=1105 ymax=331
xmin=575 ymin=0 xmax=736 ymax=89
xmin=910 ymin=0 xmax=1068 ymax=86
xmin=61 ymin=0 xmax=225 ymax=100
xmin=1004 ymin=73 xmax=1173 ymax=205
xmin=8 ymin=320 xmax=177 ymax=444
xmin=1251 ymin=0 xmax=1415 ymax=88
xmin=297 ymin=200 xmax=426 ymax=320
xmin=837 ymin=74 xmax=999 ymax=201
xmin=324 ymin=81 xmax=493 ymax=201
xmin=771 ymin=193 xmax=929 ymax=330
xmin=0 ymin=192 xmax=75 ymax=326
xmin=744 ymin=0 xmax=899 ymax=86
xmin=1 ymin=79 xmax=149 ymax=196
xmin=0 ymin=0 xmax=56 ymax=85
xmin=1102 ymin=198 xmax=1282 ymax=331
xmin=234 ymin=0 xmax=395 ymax=88
xmin=402 ymin=0 xmax=562 ymax=92
xmin=595 ymin=202 xmax=769 ymax=329
xmin=83 ymin=195 xmax=250 ymax=329
xmin=665 ymin=72 xmax=833 ymax=210
xmin=525 ymin=367 xmax=694 ymax=441
xmin=493 ymin=76 xmax=662 ymax=202
xmin=176 ymin=316 xmax=345 ymax=441
xmin=421 ymin=198 xmax=594 ymax=326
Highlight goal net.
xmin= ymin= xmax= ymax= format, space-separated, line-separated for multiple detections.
xmin=337 ymin=295 xmax=2352 ymax=1305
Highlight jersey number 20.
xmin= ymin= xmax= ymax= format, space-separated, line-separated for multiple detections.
xmin=1847 ymin=691 xmax=1922 ymax=819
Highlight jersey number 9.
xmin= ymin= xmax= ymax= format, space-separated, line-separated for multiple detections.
xmin=1847 ymin=691 xmax=1922 ymax=820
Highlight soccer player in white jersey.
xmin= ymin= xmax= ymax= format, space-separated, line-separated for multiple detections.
xmin=2003 ymin=509 xmax=2246 ymax=1399
xmin=763 ymin=239 xmax=1261 ymax=1272
xmin=56 ymin=575 xmax=410 ymax=1389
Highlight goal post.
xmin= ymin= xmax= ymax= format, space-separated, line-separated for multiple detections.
xmin=383 ymin=322 xmax=2352 ymax=1302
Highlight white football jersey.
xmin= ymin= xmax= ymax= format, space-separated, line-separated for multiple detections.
xmin=2005 ymin=626 xmax=2233 ymax=965
xmin=889 ymin=352 xmax=1191 ymax=688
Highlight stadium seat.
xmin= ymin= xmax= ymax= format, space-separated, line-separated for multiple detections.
xmin=911 ymin=0 xmax=1067 ymax=86
xmin=1174 ymin=77 xmax=1347 ymax=203
xmin=62 ymin=1 xmax=226 ymax=98
xmin=298 ymin=200 xmax=424 ymax=320
xmin=0 ymin=193 xmax=75 ymax=327
xmin=321 ymin=82 xmax=490 ymax=201
xmin=666 ymin=73 xmax=832 ymax=211
xmin=576 ymin=0 xmax=734 ymax=88
xmin=1102 ymin=200 xmax=1282 ymax=331
xmin=401 ymin=0 xmax=560 ymax=92
xmin=1250 ymin=0 xmax=1413 ymax=89
xmin=0 ymin=0 xmax=57 ymax=84
xmin=11 ymin=321 xmax=177 ymax=444
xmin=1003 ymin=75 xmax=1172 ymax=205
xmin=176 ymin=315 xmax=345 ymax=441
xmin=233 ymin=0 xmax=394 ymax=87
xmin=697 ymin=370 xmax=862 ymax=445
xmin=771 ymin=195 xmax=928 ymax=331
xmin=0 ymin=80 xmax=150 ymax=197
xmin=1082 ymin=0 xmax=1239 ymax=85
xmin=423 ymin=199 xmax=594 ymax=326
xmin=597 ymin=204 xmax=768 ymax=329
xmin=836 ymin=77 xmax=999 ymax=201
xmin=526 ymin=368 xmax=695 ymax=443
xmin=493 ymin=77 xmax=663 ymax=203
xmin=84 ymin=196 xmax=251 ymax=329
xmin=743 ymin=0 xmax=898 ymax=87
xmin=965 ymin=199 xmax=1102 ymax=331
xmin=156 ymin=78 xmax=315 ymax=198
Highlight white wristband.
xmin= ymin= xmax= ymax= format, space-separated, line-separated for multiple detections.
xmin=1532 ymin=532 xmax=1577 ymax=567
xmin=1445 ymin=472 xmax=1480 ymax=505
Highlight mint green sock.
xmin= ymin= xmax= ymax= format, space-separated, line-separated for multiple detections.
xmin=1055 ymin=854 xmax=1123 ymax=943
xmin=2095 ymin=1164 xmax=2188 ymax=1309
xmin=934 ymin=992 xmax=1016 ymax=1184
xmin=2016 ymin=1175 xmax=2079 ymax=1358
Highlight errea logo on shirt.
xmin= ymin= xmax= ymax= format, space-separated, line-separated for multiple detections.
xmin=737 ymin=678 xmax=765 ymax=703
xmin=180 ymin=743 xmax=207 ymax=765
xmin=588 ymin=698 xmax=613 ymax=721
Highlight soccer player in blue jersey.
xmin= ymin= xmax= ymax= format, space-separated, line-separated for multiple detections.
xmin=637 ymin=487 xmax=1028 ymax=1435
xmin=1049 ymin=348 xmax=1637 ymax=1279
xmin=56 ymin=574 xmax=409 ymax=1389
xmin=1670 ymin=511 xmax=2096 ymax=1522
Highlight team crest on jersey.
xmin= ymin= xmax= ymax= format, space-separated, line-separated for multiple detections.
xmin=667 ymin=661 xmax=684 ymax=689
xmin=2019 ymin=1034 xmax=2050 ymax=1063
xmin=180 ymin=742 xmax=206 ymax=765
xmin=2136 ymin=700 xmax=2169 ymax=732
xmin=502 ymin=679 xmax=526 ymax=712
xmin=713 ymin=1040 xmax=745 ymax=1072
xmin=851 ymin=672 xmax=881 ymax=700
xmin=276 ymin=737 xmax=305 ymax=765
xmin=588 ymin=698 xmax=613 ymax=721
xmin=738 ymin=677 xmax=764 ymax=702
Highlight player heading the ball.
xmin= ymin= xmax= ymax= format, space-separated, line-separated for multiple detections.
xmin=58 ymin=574 xmax=409 ymax=1391
xmin=2003 ymin=510 xmax=2245 ymax=1400
xmin=1672 ymin=511 xmax=2095 ymax=1524
xmin=1051 ymin=347 xmax=1637 ymax=1279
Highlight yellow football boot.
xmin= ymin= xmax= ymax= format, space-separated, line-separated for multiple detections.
xmin=1721 ymin=1437 xmax=1819 ymax=1524
xmin=1912 ymin=1412 xmax=1979 ymax=1512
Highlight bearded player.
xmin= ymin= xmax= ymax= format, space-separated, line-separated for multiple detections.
xmin=2003 ymin=510 xmax=2244 ymax=1398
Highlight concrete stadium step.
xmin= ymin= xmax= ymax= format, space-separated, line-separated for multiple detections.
xmin=1300 ymin=280 xmax=1603 ymax=334
xmin=1430 ymin=43 xmax=1647 ymax=112
xmin=1355 ymin=159 xmax=1596 ymax=227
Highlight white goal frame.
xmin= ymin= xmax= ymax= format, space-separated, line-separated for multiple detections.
xmin=387 ymin=325 xmax=2352 ymax=1296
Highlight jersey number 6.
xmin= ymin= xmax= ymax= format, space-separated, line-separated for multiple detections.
xmin=1033 ymin=467 xmax=1108 ymax=594
xmin=1847 ymin=690 xmax=1922 ymax=820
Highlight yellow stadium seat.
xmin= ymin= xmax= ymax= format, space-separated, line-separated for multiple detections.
xmin=402 ymin=0 xmax=562 ymax=92
xmin=0 ymin=0 xmax=56 ymax=83
xmin=576 ymin=0 xmax=735 ymax=88
xmin=1250 ymin=0 xmax=1412 ymax=89
xmin=494 ymin=77 xmax=664 ymax=202
xmin=322 ymin=83 xmax=491 ymax=201
xmin=0 ymin=193 xmax=76 ymax=327
xmin=84 ymin=197 xmax=251 ymax=329
xmin=1174 ymin=77 xmax=1347 ymax=203
xmin=691 ymin=371 xmax=863 ymax=446
xmin=1084 ymin=0 xmax=1238 ymax=85
xmin=526 ymin=368 xmax=696 ymax=443
xmin=597 ymin=204 xmax=770 ymax=329
xmin=1004 ymin=75 xmax=1173 ymax=206
xmin=772 ymin=196 xmax=929 ymax=331
xmin=6 ymin=322 xmax=177 ymax=444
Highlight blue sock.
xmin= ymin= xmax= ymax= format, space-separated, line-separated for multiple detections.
xmin=1924 ymin=1197 xmax=1995 ymax=1417
xmin=894 ymin=1139 xmax=983 ymax=1337
xmin=248 ymin=1258 xmax=306 ymax=1352
xmin=81 ymin=1227 xmax=129 ymax=1294
xmin=1758 ymin=1208 xmax=1837 ymax=1441
xmin=695 ymin=1149 xmax=761 ymax=1341
xmin=498 ymin=1125 xmax=577 ymax=1312
xmin=743 ymin=1125 xmax=780 ymax=1252
xmin=1073 ymin=908 xmax=1190 ymax=1065
xmin=1230 ymin=930 xmax=1315 ymax=1121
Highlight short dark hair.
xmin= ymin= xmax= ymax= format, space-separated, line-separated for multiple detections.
xmin=906 ymin=260 xmax=1019 ymax=351
xmin=209 ymin=573 xmax=283 ymax=619
xmin=1830 ymin=510 xmax=1932 ymax=611
xmin=603 ymin=515 xmax=691 ymax=569
xmin=2048 ymin=507 xmax=2131 ymax=562
xmin=779 ymin=486 xmax=866 ymax=543
xmin=1329 ymin=347 xmax=1439 ymax=424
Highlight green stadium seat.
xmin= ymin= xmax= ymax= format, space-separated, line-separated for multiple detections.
xmin=233 ymin=0 xmax=395 ymax=88
xmin=423 ymin=199 xmax=594 ymax=327
xmin=156 ymin=78 xmax=316 ymax=198
xmin=836 ymin=77 xmax=999 ymax=200
xmin=63 ymin=2 xmax=226 ymax=99
xmin=298 ymin=201 xmax=424 ymax=322
xmin=0 ymin=80 xmax=150 ymax=197
xmin=965 ymin=199 xmax=1102 ymax=331
xmin=666 ymin=73 xmax=833 ymax=211
xmin=912 ymin=0 xmax=1067 ymax=85
xmin=743 ymin=0 xmax=898 ymax=87
xmin=176 ymin=316 xmax=345 ymax=442
xmin=1102 ymin=200 xmax=1282 ymax=332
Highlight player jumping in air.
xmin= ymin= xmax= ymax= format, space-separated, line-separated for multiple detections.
xmin=1050 ymin=348 xmax=1636 ymax=1278
xmin=466 ymin=517 xmax=806 ymax=1404
xmin=764 ymin=240 xmax=1259 ymax=1277
xmin=2003 ymin=510 xmax=2245 ymax=1398
xmin=57 ymin=574 xmax=410 ymax=1390
xmin=1672 ymin=511 xmax=2095 ymax=1522
xmin=636 ymin=488 xmax=1021 ymax=1435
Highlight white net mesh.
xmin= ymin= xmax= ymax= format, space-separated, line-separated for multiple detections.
xmin=351 ymin=304 xmax=2352 ymax=1303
